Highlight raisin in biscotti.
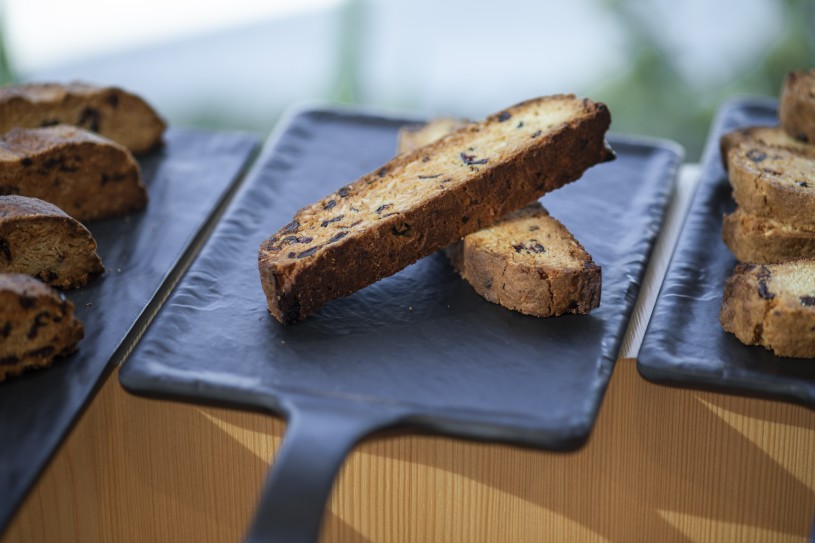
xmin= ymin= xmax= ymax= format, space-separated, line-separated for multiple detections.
xmin=722 ymin=207 xmax=815 ymax=264
xmin=779 ymin=69 xmax=815 ymax=144
xmin=0 ymin=195 xmax=104 ymax=288
xmin=445 ymin=203 xmax=600 ymax=316
xmin=0 ymin=273 xmax=84 ymax=381
xmin=720 ymin=260 xmax=815 ymax=358
xmin=720 ymin=125 xmax=815 ymax=170
xmin=259 ymin=95 xmax=613 ymax=324
xmin=0 ymin=82 xmax=165 ymax=154
xmin=398 ymin=118 xmax=600 ymax=316
xmin=0 ymin=125 xmax=146 ymax=222
xmin=726 ymin=142 xmax=815 ymax=230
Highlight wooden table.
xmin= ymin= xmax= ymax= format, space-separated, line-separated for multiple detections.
xmin=4 ymin=358 xmax=813 ymax=543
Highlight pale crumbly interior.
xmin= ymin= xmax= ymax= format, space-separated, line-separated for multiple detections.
xmin=730 ymin=126 xmax=815 ymax=158
xmin=268 ymin=99 xmax=586 ymax=257
xmin=765 ymin=261 xmax=815 ymax=303
xmin=398 ymin=118 xmax=469 ymax=154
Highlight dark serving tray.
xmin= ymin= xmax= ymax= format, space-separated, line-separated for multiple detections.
xmin=638 ymin=97 xmax=815 ymax=404
xmin=120 ymin=106 xmax=681 ymax=543
xmin=0 ymin=128 xmax=258 ymax=533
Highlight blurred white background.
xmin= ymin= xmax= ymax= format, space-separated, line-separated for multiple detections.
xmin=1 ymin=0 xmax=813 ymax=159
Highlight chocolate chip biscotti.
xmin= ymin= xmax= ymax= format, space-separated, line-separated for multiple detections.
xmin=720 ymin=260 xmax=815 ymax=358
xmin=779 ymin=69 xmax=815 ymax=144
xmin=259 ymin=95 xmax=613 ymax=324
xmin=720 ymin=125 xmax=815 ymax=170
xmin=726 ymin=141 xmax=815 ymax=230
xmin=0 ymin=273 xmax=84 ymax=382
xmin=398 ymin=118 xmax=600 ymax=316
xmin=0 ymin=124 xmax=146 ymax=222
xmin=0 ymin=195 xmax=104 ymax=288
xmin=445 ymin=203 xmax=601 ymax=316
xmin=722 ymin=207 xmax=815 ymax=264
xmin=0 ymin=82 xmax=166 ymax=154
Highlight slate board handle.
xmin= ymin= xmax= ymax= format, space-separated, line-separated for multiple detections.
xmin=244 ymin=396 xmax=404 ymax=543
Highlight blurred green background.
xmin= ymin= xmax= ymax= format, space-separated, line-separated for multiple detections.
xmin=1 ymin=0 xmax=813 ymax=161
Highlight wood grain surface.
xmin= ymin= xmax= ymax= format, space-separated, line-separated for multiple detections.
xmin=3 ymin=359 xmax=814 ymax=542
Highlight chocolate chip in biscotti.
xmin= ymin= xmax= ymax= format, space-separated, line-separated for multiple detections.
xmin=0 ymin=82 xmax=166 ymax=154
xmin=0 ymin=195 xmax=104 ymax=289
xmin=259 ymin=94 xmax=613 ymax=324
xmin=0 ymin=125 xmax=147 ymax=222
xmin=0 ymin=273 xmax=84 ymax=382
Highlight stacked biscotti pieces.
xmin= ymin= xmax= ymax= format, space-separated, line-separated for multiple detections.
xmin=259 ymin=95 xmax=614 ymax=324
xmin=719 ymin=68 xmax=815 ymax=358
xmin=0 ymin=82 xmax=165 ymax=381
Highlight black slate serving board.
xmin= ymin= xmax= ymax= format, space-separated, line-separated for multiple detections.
xmin=120 ymin=106 xmax=681 ymax=543
xmin=0 ymin=128 xmax=258 ymax=533
xmin=638 ymin=97 xmax=815 ymax=403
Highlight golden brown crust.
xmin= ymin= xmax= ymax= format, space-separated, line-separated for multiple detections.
xmin=0 ymin=124 xmax=146 ymax=222
xmin=0 ymin=82 xmax=166 ymax=154
xmin=0 ymin=272 xmax=84 ymax=381
xmin=719 ymin=125 xmax=815 ymax=170
xmin=726 ymin=142 xmax=815 ymax=230
xmin=444 ymin=203 xmax=601 ymax=316
xmin=0 ymin=195 xmax=104 ymax=288
xmin=720 ymin=261 xmax=815 ymax=358
xmin=259 ymin=95 xmax=614 ymax=323
xmin=722 ymin=207 xmax=815 ymax=264
xmin=779 ymin=69 xmax=815 ymax=144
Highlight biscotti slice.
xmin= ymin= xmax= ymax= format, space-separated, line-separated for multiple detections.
xmin=0 ymin=124 xmax=146 ymax=222
xmin=726 ymin=141 xmax=815 ymax=230
xmin=720 ymin=125 xmax=815 ymax=170
xmin=722 ymin=207 xmax=815 ymax=264
xmin=445 ymin=203 xmax=600 ymax=316
xmin=397 ymin=118 xmax=469 ymax=154
xmin=779 ymin=69 xmax=815 ymax=144
xmin=0 ymin=82 xmax=165 ymax=154
xmin=259 ymin=95 xmax=613 ymax=324
xmin=398 ymin=118 xmax=600 ymax=316
xmin=0 ymin=273 xmax=84 ymax=382
xmin=0 ymin=195 xmax=104 ymax=288
xmin=720 ymin=260 xmax=815 ymax=358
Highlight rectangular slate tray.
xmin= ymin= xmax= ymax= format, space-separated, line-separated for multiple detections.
xmin=0 ymin=128 xmax=258 ymax=533
xmin=120 ymin=105 xmax=681 ymax=543
xmin=638 ymin=97 xmax=815 ymax=404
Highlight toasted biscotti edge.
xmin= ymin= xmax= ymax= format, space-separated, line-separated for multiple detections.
xmin=0 ymin=82 xmax=166 ymax=154
xmin=720 ymin=261 xmax=815 ymax=358
xmin=0 ymin=272 xmax=84 ymax=382
xmin=259 ymin=95 xmax=614 ymax=323
xmin=722 ymin=207 xmax=815 ymax=264
xmin=398 ymin=118 xmax=470 ymax=154
xmin=0 ymin=195 xmax=104 ymax=288
xmin=726 ymin=143 xmax=815 ymax=230
xmin=720 ymin=125 xmax=815 ymax=170
xmin=779 ymin=69 xmax=815 ymax=144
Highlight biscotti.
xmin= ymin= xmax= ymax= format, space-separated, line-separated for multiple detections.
xmin=720 ymin=261 xmax=815 ymax=358
xmin=779 ymin=69 xmax=815 ymax=144
xmin=0 ymin=273 xmax=84 ymax=382
xmin=0 ymin=82 xmax=165 ymax=154
xmin=720 ymin=125 xmax=815 ymax=170
xmin=397 ymin=118 xmax=468 ymax=154
xmin=259 ymin=95 xmax=614 ymax=324
xmin=726 ymin=142 xmax=815 ymax=230
xmin=722 ymin=207 xmax=815 ymax=264
xmin=0 ymin=195 xmax=104 ymax=288
xmin=445 ymin=203 xmax=600 ymax=316
xmin=0 ymin=124 xmax=146 ymax=222
xmin=398 ymin=118 xmax=600 ymax=316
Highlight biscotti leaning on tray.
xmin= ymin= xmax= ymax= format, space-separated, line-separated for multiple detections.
xmin=259 ymin=94 xmax=614 ymax=324
xmin=718 ymin=68 xmax=815 ymax=358
xmin=398 ymin=118 xmax=601 ymax=317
